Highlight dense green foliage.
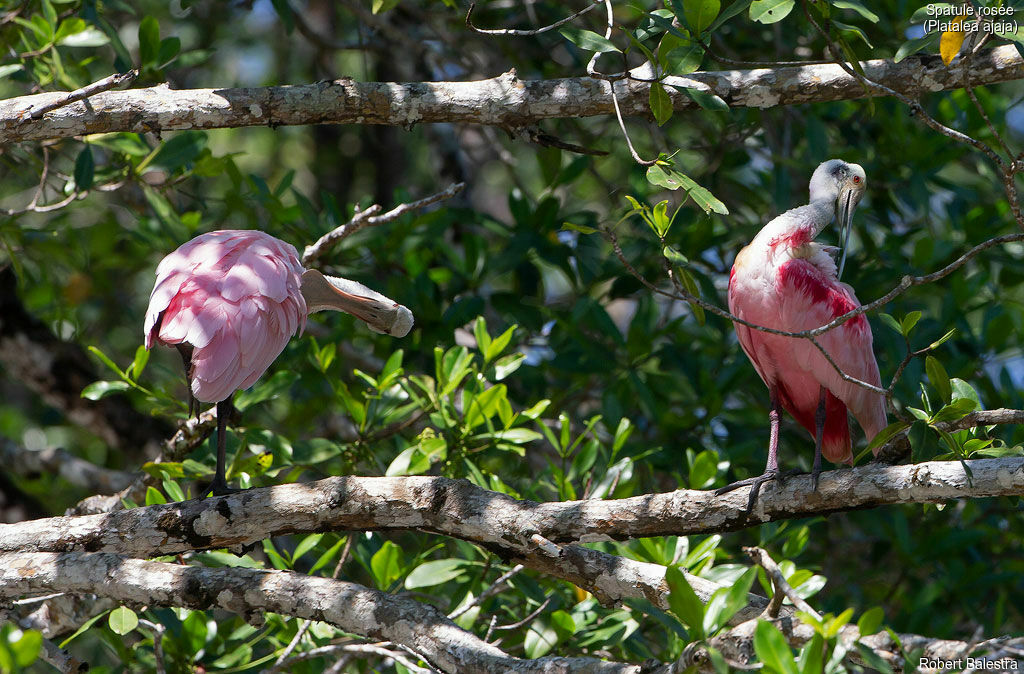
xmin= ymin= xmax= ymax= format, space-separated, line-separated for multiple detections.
xmin=2 ymin=0 xmax=1023 ymax=671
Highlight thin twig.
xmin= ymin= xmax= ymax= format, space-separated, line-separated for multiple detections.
xmin=448 ymin=564 xmax=525 ymax=620
xmin=272 ymin=535 xmax=353 ymax=668
xmin=302 ymin=182 xmax=465 ymax=265
xmin=745 ymin=547 xmax=821 ymax=621
xmin=20 ymin=70 xmax=138 ymax=121
xmin=466 ymin=0 xmax=602 ymax=36
xmin=138 ymin=619 xmax=168 ymax=674
xmin=491 ymin=596 xmax=553 ymax=632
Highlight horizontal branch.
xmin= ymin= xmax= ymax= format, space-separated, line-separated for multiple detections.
xmin=0 ymin=438 xmax=134 ymax=494
xmin=4 ymin=457 xmax=1020 ymax=560
xmin=0 ymin=47 xmax=1021 ymax=143
xmin=0 ymin=552 xmax=643 ymax=674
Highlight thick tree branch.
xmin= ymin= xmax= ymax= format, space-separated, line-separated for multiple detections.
xmin=0 ymin=47 xmax=1020 ymax=143
xmin=4 ymin=456 xmax=1023 ymax=561
xmin=0 ymin=552 xmax=643 ymax=674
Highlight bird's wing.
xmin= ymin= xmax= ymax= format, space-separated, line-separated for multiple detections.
xmin=777 ymin=259 xmax=887 ymax=442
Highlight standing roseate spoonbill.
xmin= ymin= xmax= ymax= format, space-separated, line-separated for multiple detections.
xmin=721 ymin=159 xmax=886 ymax=511
xmin=144 ymin=229 xmax=413 ymax=496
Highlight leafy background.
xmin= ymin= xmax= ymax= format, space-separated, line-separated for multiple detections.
xmin=1 ymin=0 xmax=1023 ymax=671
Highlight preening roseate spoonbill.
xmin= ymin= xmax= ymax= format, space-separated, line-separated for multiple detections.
xmin=144 ymin=229 xmax=413 ymax=495
xmin=721 ymin=159 xmax=886 ymax=510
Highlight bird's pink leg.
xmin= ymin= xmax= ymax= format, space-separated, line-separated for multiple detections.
xmin=812 ymin=386 xmax=826 ymax=491
xmin=765 ymin=386 xmax=781 ymax=474
xmin=715 ymin=386 xmax=786 ymax=515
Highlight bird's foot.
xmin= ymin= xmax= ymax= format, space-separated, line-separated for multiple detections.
xmin=198 ymin=476 xmax=242 ymax=498
xmin=715 ymin=469 xmax=800 ymax=516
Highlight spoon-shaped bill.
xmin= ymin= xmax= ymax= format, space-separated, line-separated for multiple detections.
xmin=300 ymin=269 xmax=413 ymax=337
xmin=837 ymin=188 xmax=856 ymax=280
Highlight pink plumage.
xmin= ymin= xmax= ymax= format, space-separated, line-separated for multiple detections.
xmin=727 ymin=160 xmax=886 ymax=466
xmin=144 ymin=230 xmax=307 ymax=403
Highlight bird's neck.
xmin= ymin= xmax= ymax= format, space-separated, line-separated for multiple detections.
xmin=753 ymin=197 xmax=839 ymax=278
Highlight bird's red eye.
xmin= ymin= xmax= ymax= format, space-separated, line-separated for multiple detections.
xmin=853 ymin=176 xmax=861 ymax=184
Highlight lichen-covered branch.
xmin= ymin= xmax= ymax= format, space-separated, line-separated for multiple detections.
xmin=4 ymin=457 xmax=1020 ymax=560
xmin=0 ymin=552 xmax=643 ymax=674
xmin=0 ymin=47 xmax=1021 ymax=144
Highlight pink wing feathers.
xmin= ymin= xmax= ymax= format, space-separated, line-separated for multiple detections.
xmin=776 ymin=259 xmax=886 ymax=460
xmin=144 ymin=230 xmax=307 ymax=403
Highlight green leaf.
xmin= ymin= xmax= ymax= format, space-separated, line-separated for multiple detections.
xmin=900 ymin=311 xmax=922 ymax=336
xmin=405 ymin=559 xmax=468 ymax=589
xmin=833 ymin=20 xmax=873 ymax=48
xmin=486 ymin=325 xmax=516 ymax=363
xmin=108 ymin=606 xmax=138 ymax=636
xmin=678 ymin=86 xmax=729 ymax=110
xmin=309 ymin=537 xmax=346 ymax=575
xmin=524 ymin=618 xmax=559 ymax=658
xmin=649 ymin=82 xmax=673 ymax=126
xmin=709 ymin=567 xmax=756 ymax=633
xmin=865 ymin=421 xmax=911 ymax=453
xmin=138 ymin=16 xmax=160 ymax=66
xmin=925 ymin=355 xmax=952 ymax=405
xmin=371 ymin=540 xmax=402 ymax=589
xmin=894 ymin=34 xmax=938 ymax=63
xmin=57 ymin=27 xmax=109 ymax=47
xmin=235 ymin=370 xmax=299 ymax=411
xmin=928 ymin=329 xmax=956 ymax=351
xmin=559 ymin=27 xmax=620 ymax=53
xmin=754 ymin=620 xmax=799 ymax=674
xmin=157 ymin=36 xmax=181 ymax=68
xmin=465 ymin=384 xmax=507 ymax=428
xmin=493 ymin=353 xmax=525 ymax=381
xmin=878 ymin=313 xmax=901 ymax=335
xmin=857 ymin=606 xmax=884 ymax=636
xmin=665 ymin=566 xmax=705 ymax=639
xmin=129 ymin=344 xmax=150 ymax=379
xmin=473 ymin=316 xmax=491 ymax=358
xmin=0 ymin=64 xmax=22 ymax=79
xmin=372 ymin=0 xmax=400 ymax=13
xmin=646 ymin=165 xmax=729 ymax=214
xmin=708 ymin=0 xmax=753 ymax=31
xmin=74 ymin=145 xmax=94 ymax=191
xmin=562 ymin=222 xmax=599 ymax=235
xmin=798 ymin=633 xmax=824 ymax=674
xmin=59 ymin=610 xmax=111 ymax=648
xmin=749 ymin=0 xmax=795 ymax=23
xmin=854 ymin=642 xmax=894 ymax=674
xmin=684 ymin=0 xmax=721 ymax=34
xmin=833 ymin=0 xmax=878 ymax=22
xmin=145 ymin=486 xmax=167 ymax=505
xmin=293 ymin=533 xmax=324 ymax=563
xmin=81 ymin=380 xmax=131 ymax=400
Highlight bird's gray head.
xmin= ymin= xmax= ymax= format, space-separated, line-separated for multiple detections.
xmin=809 ymin=159 xmax=867 ymax=279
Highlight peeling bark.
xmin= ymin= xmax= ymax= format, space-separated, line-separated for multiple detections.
xmin=3 ymin=457 xmax=1018 ymax=559
xmin=0 ymin=47 xmax=1020 ymax=143
xmin=0 ymin=552 xmax=642 ymax=674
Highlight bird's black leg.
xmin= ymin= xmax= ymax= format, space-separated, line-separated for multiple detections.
xmin=175 ymin=344 xmax=199 ymax=418
xmin=205 ymin=396 xmax=239 ymax=497
xmin=715 ymin=386 xmax=790 ymax=514
xmin=812 ymin=386 xmax=826 ymax=491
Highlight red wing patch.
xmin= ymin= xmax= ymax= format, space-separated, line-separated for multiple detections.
xmin=777 ymin=260 xmax=866 ymax=330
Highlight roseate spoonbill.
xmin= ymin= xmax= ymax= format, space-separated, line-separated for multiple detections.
xmin=144 ymin=229 xmax=413 ymax=495
xmin=721 ymin=159 xmax=886 ymax=510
